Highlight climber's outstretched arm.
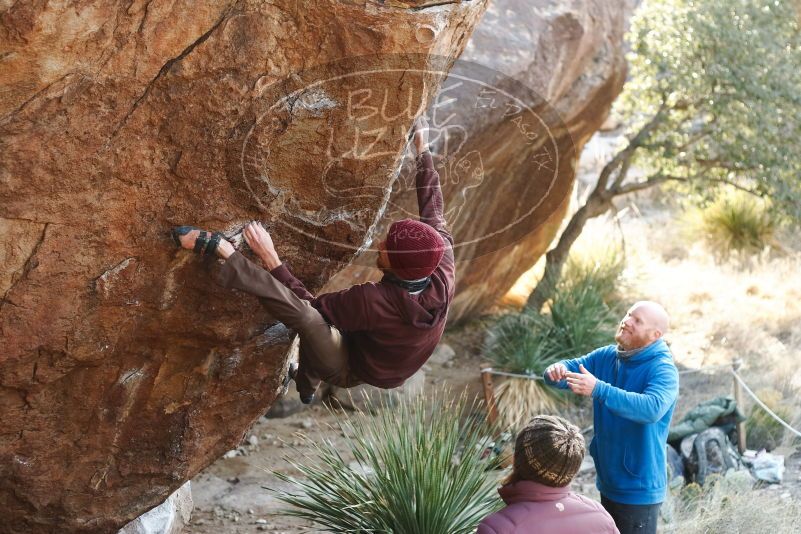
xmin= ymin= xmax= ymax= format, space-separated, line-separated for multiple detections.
xmin=412 ymin=117 xmax=453 ymax=248
xmin=241 ymin=221 xmax=374 ymax=332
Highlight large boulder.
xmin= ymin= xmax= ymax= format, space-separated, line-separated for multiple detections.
xmin=118 ymin=482 xmax=193 ymax=534
xmin=326 ymin=0 xmax=633 ymax=323
xmin=0 ymin=1 xmax=488 ymax=532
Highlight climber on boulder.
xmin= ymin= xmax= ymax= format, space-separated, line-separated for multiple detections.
xmin=172 ymin=116 xmax=454 ymax=404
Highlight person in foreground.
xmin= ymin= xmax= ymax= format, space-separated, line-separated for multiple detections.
xmin=543 ymin=301 xmax=679 ymax=534
xmin=171 ymin=117 xmax=454 ymax=404
xmin=477 ymin=415 xmax=619 ymax=534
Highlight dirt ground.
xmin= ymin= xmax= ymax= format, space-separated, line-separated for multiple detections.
xmin=185 ymin=325 xmax=489 ymax=534
xmin=185 ymin=325 xmax=801 ymax=534
xmin=185 ymin=191 xmax=801 ymax=533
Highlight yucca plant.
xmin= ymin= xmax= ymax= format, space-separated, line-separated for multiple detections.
xmin=689 ymin=191 xmax=778 ymax=259
xmin=274 ymin=390 xmax=503 ymax=533
xmin=561 ymin=246 xmax=625 ymax=305
xmin=484 ymin=311 xmax=570 ymax=427
xmin=485 ymin=248 xmax=623 ymax=428
xmin=549 ymin=275 xmax=619 ymax=356
xmin=484 ymin=310 xmax=564 ymax=376
xmin=549 ymin=247 xmax=622 ymax=357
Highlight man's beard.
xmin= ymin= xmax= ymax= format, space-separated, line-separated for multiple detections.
xmin=614 ymin=330 xmax=626 ymax=347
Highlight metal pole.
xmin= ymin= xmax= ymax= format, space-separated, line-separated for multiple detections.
xmin=480 ymin=366 xmax=499 ymax=428
xmin=732 ymin=359 xmax=747 ymax=453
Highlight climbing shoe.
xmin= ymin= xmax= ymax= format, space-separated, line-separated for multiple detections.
xmin=171 ymin=225 xmax=224 ymax=256
xmin=280 ymin=362 xmax=298 ymax=396
xmin=282 ymin=361 xmax=315 ymax=404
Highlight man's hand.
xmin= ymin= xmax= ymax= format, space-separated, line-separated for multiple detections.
xmin=412 ymin=116 xmax=429 ymax=155
xmin=566 ymin=364 xmax=598 ymax=397
xmin=243 ymin=221 xmax=281 ymax=269
xmin=545 ymin=362 xmax=568 ymax=382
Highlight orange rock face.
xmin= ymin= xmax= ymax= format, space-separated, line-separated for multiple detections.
xmin=0 ymin=1 xmax=487 ymax=531
xmin=326 ymin=0 xmax=631 ymax=323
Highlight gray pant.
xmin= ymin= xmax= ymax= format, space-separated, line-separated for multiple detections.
xmin=217 ymin=252 xmax=362 ymax=396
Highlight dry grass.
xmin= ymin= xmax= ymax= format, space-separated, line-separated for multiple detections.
xmin=502 ymin=191 xmax=801 ymax=527
xmin=611 ymin=207 xmax=801 ymax=383
xmin=664 ymin=472 xmax=801 ymax=534
xmin=494 ymin=378 xmax=562 ymax=430
xmin=682 ymin=191 xmax=779 ymax=260
xmin=745 ymin=388 xmax=794 ymax=451
xmin=597 ymin=202 xmax=801 ymax=452
xmin=504 ymin=194 xmax=801 ymax=441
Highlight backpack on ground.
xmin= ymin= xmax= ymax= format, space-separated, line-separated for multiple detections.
xmin=680 ymin=427 xmax=743 ymax=485
xmin=666 ymin=444 xmax=685 ymax=483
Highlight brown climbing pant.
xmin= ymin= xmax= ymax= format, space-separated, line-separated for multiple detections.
xmin=216 ymin=252 xmax=362 ymax=397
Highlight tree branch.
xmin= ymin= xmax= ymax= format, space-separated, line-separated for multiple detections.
xmin=615 ymin=172 xmax=762 ymax=197
xmin=695 ymin=158 xmax=759 ymax=172
xmin=610 ymin=150 xmax=635 ymax=190
xmin=595 ymin=101 xmax=669 ymax=192
xmin=676 ymin=128 xmax=713 ymax=151
xmin=666 ymin=174 xmax=762 ymax=196
xmin=615 ymin=175 xmax=670 ymax=195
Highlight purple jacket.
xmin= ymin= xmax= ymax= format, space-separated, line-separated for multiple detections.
xmin=477 ymin=481 xmax=619 ymax=534
xmin=269 ymin=152 xmax=454 ymax=388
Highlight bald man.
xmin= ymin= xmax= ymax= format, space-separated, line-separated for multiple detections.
xmin=544 ymin=301 xmax=679 ymax=534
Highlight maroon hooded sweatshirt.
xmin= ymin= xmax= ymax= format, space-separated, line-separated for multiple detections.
xmin=477 ymin=481 xmax=619 ymax=534
xmin=268 ymin=152 xmax=455 ymax=388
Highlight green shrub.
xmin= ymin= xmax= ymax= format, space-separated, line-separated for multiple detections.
xmin=745 ymin=388 xmax=790 ymax=451
xmin=486 ymin=247 xmax=622 ymax=375
xmin=484 ymin=249 xmax=622 ymax=427
xmin=551 ymin=246 xmax=624 ymax=353
xmin=549 ymin=275 xmax=619 ymax=356
xmin=484 ymin=310 xmax=566 ymax=376
xmin=561 ymin=246 xmax=625 ymax=305
xmin=689 ymin=191 xmax=777 ymax=258
xmin=484 ymin=310 xmax=569 ymax=426
xmin=274 ymin=391 xmax=503 ymax=533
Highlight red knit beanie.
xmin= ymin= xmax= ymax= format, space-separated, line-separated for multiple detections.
xmin=385 ymin=218 xmax=445 ymax=280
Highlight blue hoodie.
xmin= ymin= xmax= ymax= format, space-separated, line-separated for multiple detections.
xmin=544 ymin=339 xmax=679 ymax=505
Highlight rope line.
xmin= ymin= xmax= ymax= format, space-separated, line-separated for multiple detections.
xmin=678 ymin=363 xmax=733 ymax=375
xmin=731 ymin=369 xmax=801 ymax=439
xmin=482 ymin=362 xmax=733 ymax=380
xmin=480 ymin=368 xmax=544 ymax=380
xmin=481 ymin=365 xmax=801 ymax=438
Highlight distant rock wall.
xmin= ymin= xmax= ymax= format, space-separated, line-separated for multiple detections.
xmin=327 ymin=0 xmax=633 ymax=323
xmin=0 ymin=1 xmax=487 ymax=532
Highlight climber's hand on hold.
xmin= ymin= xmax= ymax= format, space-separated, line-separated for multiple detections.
xmin=244 ymin=221 xmax=281 ymax=270
xmin=412 ymin=116 xmax=429 ymax=155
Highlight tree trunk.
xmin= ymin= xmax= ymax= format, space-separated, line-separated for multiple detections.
xmin=525 ymin=189 xmax=613 ymax=312
xmin=525 ymin=107 xmax=667 ymax=312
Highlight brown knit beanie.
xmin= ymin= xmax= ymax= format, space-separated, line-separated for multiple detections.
xmin=512 ymin=415 xmax=585 ymax=488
